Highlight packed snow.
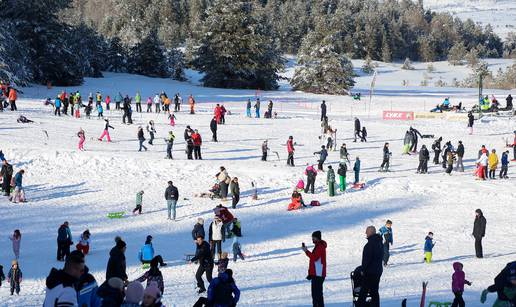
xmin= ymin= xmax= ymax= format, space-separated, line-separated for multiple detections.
xmin=0 ymin=62 xmax=515 ymax=306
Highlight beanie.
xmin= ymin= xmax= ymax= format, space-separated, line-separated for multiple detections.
xmin=144 ymin=281 xmax=161 ymax=300
xmin=125 ymin=281 xmax=144 ymax=303
xmin=108 ymin=277 xmax=124 ymax=291
xmin=312 ymin=230 xmax=322 ymax=240
xmin=116 ymin=239 xmax=126 ymax=249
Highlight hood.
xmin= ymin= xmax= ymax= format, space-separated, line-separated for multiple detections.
xmin=46 ymin=268 xmax=77 ymax=290
xmin=475 ymin=209 xmax=483 ymax=217
xmin=368 ymin=234 xmax=382 ymax=243
xmin=453 ymin=262 xmax=463 ymax=272
xmin=425 ymin=236 xmax=432 ymax=241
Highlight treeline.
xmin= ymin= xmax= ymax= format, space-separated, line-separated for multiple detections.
xmin=1 ymin=0 xmax=515 ymax=93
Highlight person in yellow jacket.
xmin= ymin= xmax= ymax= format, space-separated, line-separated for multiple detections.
xmin=488 ymin=149 xmax=499 ymax=179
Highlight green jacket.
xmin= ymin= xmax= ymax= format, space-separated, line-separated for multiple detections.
xmin=327 ymin=168 xmax=336 ymax=183
xmin=136 ymin=192 xmax=143 ymax=205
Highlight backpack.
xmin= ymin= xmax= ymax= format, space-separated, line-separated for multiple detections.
xmin=310 ymin=200 xmax=321 ymax=207
xmin=212 ymin=279 xmax=234 ymax=305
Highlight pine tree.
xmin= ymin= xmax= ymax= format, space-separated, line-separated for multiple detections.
xmin=105 ymin=37 xmax=129 ymax=73
xmin=193 ymin=0 xmax=284 ymax=90
xmin=291 ymin=23 xmax=355 ymax=95
xmin=128 ymin=29 xmax=169 ymax=78
xmin=401 ymin=57 xmax=414 ymax=70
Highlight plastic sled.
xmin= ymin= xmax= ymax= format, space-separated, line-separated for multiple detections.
xmin=352 ymin=183 xmax=365 ymax=190
xmin=107 ymin=212 xmax=125 ymax=219
xmin=142 ymin=263 xmax=150 ymax=270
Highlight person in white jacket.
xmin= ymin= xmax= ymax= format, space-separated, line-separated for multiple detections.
xmin=43 ymin=250 xmax=85 ymax=307
xmin=476 ymin=153 xmax=488 ymax=180
xmin=153 ymin=94 xmax=161 ymax=113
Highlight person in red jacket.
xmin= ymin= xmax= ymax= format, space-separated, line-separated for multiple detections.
xmin=191 ymin=130 xmax=203 ymax=160
xmin=214 ymin=104 xmax=222 ymax=124
xmin=302 ymin=230 xmax=327 ymax=307
xmin=287 ymin=136 xmax=295 ymax=166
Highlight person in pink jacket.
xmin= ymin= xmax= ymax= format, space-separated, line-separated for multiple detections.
xmin=9 ymin=229 xmax=21 ymax=259
xmin=451 ymin=262 xmax=472 ymax=307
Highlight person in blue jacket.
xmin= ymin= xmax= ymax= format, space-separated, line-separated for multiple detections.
xmin=54 ymin=96 xmax=62 ymax=116
xmin=378 ymin=220 xmax=393 ymax=266
xmin=76 ymin=266 xmax=102 ymax=307
xmin=138 ymin=235 xmax=166 ymax=267
xmin=11 ymin=170 xmax=25 ymax=203
xmin=353 ymin=157 xmax=361 ymax=184
xmin=424 ymin=232 xmax=435 ymax=263
xmin=207 ymin=269 xmax=240 ymax=307
xmin=500 ymin=150 xmax=509 ymax=179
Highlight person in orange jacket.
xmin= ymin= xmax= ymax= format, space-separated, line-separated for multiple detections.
xmin=189 ymin=95 xmax=195 ymax=114
xmin=8 ymin=88 xmax=17 ymax=111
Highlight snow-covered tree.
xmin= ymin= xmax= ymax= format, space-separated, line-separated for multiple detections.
xmin=105 ymin=37 xmax=129 ymax=73
xmin=401 ymin=57 xmax=414 ymax=70
xmin=128 ymin=29 xmax=169 ymax=78
xmin=448 ymin=42 xmax=467 ymax=66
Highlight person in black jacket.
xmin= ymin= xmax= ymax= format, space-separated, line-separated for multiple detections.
xmin=357 ymin=226 xmax=383 ymax=307
xmin=354 ymin=118 xmax=361 ymax=142
xmin=417 ymin=145 xmax=430 ymax=174
xmin=138 ymin=127 xmax=148 ymax=152
xmin=106 ymin=237 xmax=128 ymax=282
xmin=409 ymin=127 xmax=422 ymax=152
xmin=164 ymin=181 xmax=179 ymax=220
xmin=320 ymin=100 xmax=327 ymax=122
xmin=467 ymin=112 xmax=475 ymax=134
xmin=472 ymin=209 xmax=487 ymax=258
xmin=192 ymin=218 xmax=205 ymax=241
xmin=190 ymin=236 xmax=214 ymax=294
xmin=210 ymin=117 xmax=218 ymax=142
xmin=432 ymin=137 xmax=442 ymax=164
xmin=379 ymin=143 xmax=391 ymax=172
xmin=1 ymin=160 xmax=13 ymax=196
xmin=455 ymin=141 xmax=465 ymax=172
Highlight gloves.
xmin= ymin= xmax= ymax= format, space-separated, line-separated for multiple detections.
xmin=480 ymin=289 xmax=488 ymax=304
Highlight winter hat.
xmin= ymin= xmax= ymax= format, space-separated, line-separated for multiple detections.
xmin=108 ymin=277 xmax=124 ymax=291
xmin=312 ymin=230 xmax=322 ymax=240
xmin=143 ymin=281 xmax=161 ymax=300
xmin=116 ymin=239 xmax=126 ymax=249
xmin=125 ymin=281 xmax=144 ymax=303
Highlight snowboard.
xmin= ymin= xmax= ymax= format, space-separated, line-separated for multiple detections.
xmin=107 ymin=212 xmax=125 ymax=219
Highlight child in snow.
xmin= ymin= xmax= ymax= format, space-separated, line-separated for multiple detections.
xmin=9 ymin=229 xmax=21 ymax=259
xmin=77 ymin=128 xmax=85 ymax=151
xmin=168 ymin=112 xmax=176 ymax=126
xmin=232 ymin=237 xmax=245 ymax=263
xmin=337 ymin=160 xmax=347 ymax=192
xmin=7 ymin=260 xmax=22 ymax=295
xmin=76 ymin=229 xmax=91 ymax=255
xmin=295 ymin=179 xmax=305 ymax=192
xmin=451 ymin=262 xmax=472 ymax=307
xmin=97 ymin=104 xmax=103 ymax=118
xmin=133 ymin=191 xmax=144 ymax=215
xmin=216 ymin=252 xmax=229 ymax=273
xmin=135 ymin=258 xmax=165 ymax=295
xmin=361 ymin=127 xmax=367 ymax=142
xmin=424 ymin=232 xmax=435 ymax=263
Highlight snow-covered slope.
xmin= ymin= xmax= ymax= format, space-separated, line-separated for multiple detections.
xmin=0 ymin=70 xmax=514 ymax=306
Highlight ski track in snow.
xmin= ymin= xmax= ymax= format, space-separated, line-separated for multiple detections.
xmin=0 ymin=71 xmax=515 ymax=306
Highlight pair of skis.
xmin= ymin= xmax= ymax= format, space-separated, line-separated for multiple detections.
xmin=401 ymin=281 xmax=428 ymax=307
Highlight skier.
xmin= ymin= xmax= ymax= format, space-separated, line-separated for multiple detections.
xmin=9 ymin=229 xmax=21 ymax=259
xmin=424 ymin=232 xmax=435 ymax=263
xmin=500 ymin=150 xmax=509 ymax=179
xmin=432 ymin=137 xmax=442 ymax=165
xmin=261 ymin=140 xmax=269 ymax=161
xmin=378 ymin=220 xmax=393 ymax=267
xmin=8 ymin=87 xmax=17 ymax=111
xmin=357 ymin=226 xmax=383 ymax=307
xmin=451 ymin=263 xmax=472 ymax=307
xmin=137 ymin=127 xmax=148 ymax=152
xmin=326 ymin=165 xmax=336 ymax=196
xmin=409 ymin=127 xmax=422 ymax=152
xmin=165 ymin=131 xmax=175 ymax=160
xmin=95 ymin=91 xmax=102 ymax=108
xmin=214 ymin=104 xmax=222 ymax=124
xmin=7 ymin=260 xmax=22 ymax=295
xmin=488 ymin=149 xmax=499 ymax=179
xmin=246 ymin=99 xmax=252 ymax=117
xmin=353 ymin=157 xmax=361 ymax=184
xmin=472 ymin=209 xmax=486 ymax=258
xmin=184 ymin=126 xmax=194 ymax=160
xmin=76 ymin=229 xmax=90 ymax=255
xmin=43 ymin=250 xmax=85 ymax=307
xmin=133 ymin=191 xmax=144 ymax=214
xmin=164 ymin=181 xmax=179 ymax=220
xmin=467 ymin=112 xmax=475 ymax=135
xmin=354 ymin=117 xmax=361 ymax=142
xmin=304 ymin=164 xmax=317 ymax=194
xmin=340 ymin=143 xmax=350 ymax=162
xmin=190 ymin=235 xmax=214 ymax=294
xmin=254 ymin=98 xmax=260 ymax=118
xmin=57 ymin=221 xmax=73 ymax=261
xmin=321 ymin=100 xmax=327 ymax=122
xmin=135 ymin=91 xmax=142 ymax=113
xmin=210 ymin=117 xmax=218 ymax=142
xmin=380 ymin=143 xmax=391 ymax=172
xmin=301 ymin=231 xmax=327 ymax=307
xmin=1 ymin=159 xmax=13 ymax=196
xmin=266 ymin=100 xmax=273 ymax=118
xmin=62 ymin=92 xmax=69 ymax=115
xmin=168 ymin=111 xmax=176 ymax=126
xmin=417 ymin=145 xmax=430 ymax=174
xmin=99 ymin=119 xmax=114 ymax=142
xmin=455 ymin=141 xmax=464 ymax=172
xmin=124 ymin=95 xmax=133 ymax=124
xmin=146 ymin=121 xmax=156 ymax=145
xmin=192 ymin=129 xmax=203 ymax=160
xmin=337 ymin=160 xmax=347 ymax=192
xmin=230 ymin=177 xmax=240 ymax=209
xmin=314 ymin=145 xmax=328 ymax=171
xmin=287 ymin=136 xmax=295 ymax=166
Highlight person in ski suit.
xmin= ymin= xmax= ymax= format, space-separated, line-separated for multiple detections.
xmin=9 ymin=229 xmax=21 ymax=259
xmin=210 ymin=117 xmax=218 ymax=142
xmin=220 ymin=105 xmax=227 ymax=124
xmin=357 ymin=226 xmax=383 ymax=307
xmin=380 ymin=143 xmax=391 ymax=171
xmin=432 ymin=137 xmax=442 ymax=164
xmin=146 ymin=97 xmax=152 ymax=113
xmin=8 ymin=87 xmax=17 ymax=111
xmin=417 ymin=145 xmax=430 ymax=174
xmin=473 ymin=209 xmax=486 ymax=258
xmin=1 ymin=159 xmax=13 ymax=196
xmin=337 ymin=160 xmax=347 ymax=191
xmin=105 ymin=95 xmax=110 ymax=111
xmin=261 ymin=140 xmax=269 ymax=161
xmin=137 ymin=235 xmax=166 ymax=267
xmin=424 ymin=232 xmax=435 ymax=263
xmin=165 ymin=131 xmax=175 ymax=159
xmin=8 ymin=260 xmax=22 ymax=295
xmin=314 ymin=145 xmax=328 ymax=171
xmin=164 ymin=181 xmax=179 ymax=220
xmin=190 ymin=235 xmax=214 ymax=294
xmin=451 ymin=262 xmax=472 ymax=307
xmin=188 ymin=94 xmax=195 ymax=114
xmin=133 ymin=191 xmax=144 ymax=214
xmin=115 ymin=92 xmax=123 ymax=110
xmin=302 ymin=231 xmax=327 ymax=307
xmin=378 ymin=220 xmax=393 ymax=266
xmin=266 ymin=100 xmax=273 ymax=118
xmin=287 ymin=136 xmax=295 ymax=166
xmin=488 ymin=149 xmax=499 ymax=179
xmin=304 ymin=164 xmax=317 ymax=194
xmin=147 ymin=121 xmax=156 ymax=145
xmin=354 ymin=117 xmax=361 ymax=142
xmin=99 ymin=119 xmax=114 ymax=142
xmin=76 ymin=265 xmax=102 ymax=307
xmin=137 ymin=127 xmax=148 ymax=152
xmin=353 ymin=157 xmax=361 ymax=184
xmin=57 ymin=221 xmax=73 ymax=261
xmin=320 ymin=100 xmax=327 ymax=122
xmin=326 ymin=165 xmax=336 ymax=197
xmin=500 ymin=150 xmax=509 ymax=179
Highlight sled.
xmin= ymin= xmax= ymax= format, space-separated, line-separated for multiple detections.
xmin=310 ymin=200 xmax=321 ymax=207
xmin=142 ymin=263 xmax=150 ymax=270
xmin=428 ymin=302 xmax=452 ymax=307
xmin=352 ymin=183 xmax=365 ymax=190
xmin=107 ymin=212 xmax=125 ymax=219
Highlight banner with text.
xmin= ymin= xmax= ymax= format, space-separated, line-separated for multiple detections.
xmin=383 ymin=110 xmax=414 ymax=120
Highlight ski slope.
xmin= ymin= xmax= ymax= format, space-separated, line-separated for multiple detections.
xmin=0 ymin=67 xmax=515 ymax=306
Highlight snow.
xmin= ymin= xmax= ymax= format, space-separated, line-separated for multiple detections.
xmin=0 ymin=63 xmax=515 ymax=306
